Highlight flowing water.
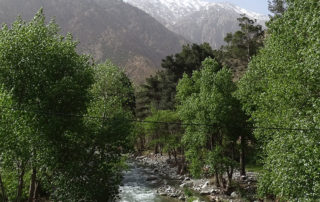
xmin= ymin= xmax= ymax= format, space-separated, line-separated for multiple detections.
xmin=118 ymin=162 xmax=178 ymax=202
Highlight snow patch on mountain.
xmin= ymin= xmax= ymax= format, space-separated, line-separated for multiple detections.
xmin=123 ymin=0 xmax=269 ymax=24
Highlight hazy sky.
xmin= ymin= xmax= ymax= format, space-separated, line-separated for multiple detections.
xmin=207 ymin=0 xmax=270 ymax=15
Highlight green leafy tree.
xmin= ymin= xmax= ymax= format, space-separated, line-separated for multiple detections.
xmin=136 ymin=71 xmax=174 ymax=116
xmin=143 ymin=109 xmax=182 ymax=160
xmin=176 ymin=58 xmax=243 ymax=190
xmin=53 ymin=61 xmax=135 ymax=201
xmin=236 ymin=0 xmax=320 ymax=200
xmin=216 ymin=15 xmax=264 ymax=80
xmin=0 ymin=10 xmax=94 ymax=201
xmin=136 ymin=43 xmax=217 ymax=118
xmin=162 ymin=43 xmax=216 ymax=82
xmin=0 ymin=87 xmax=34 ymax=201
xmin=268 ymin=0 xmax=287 ymax=16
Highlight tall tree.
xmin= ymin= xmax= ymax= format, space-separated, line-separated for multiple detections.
xmin=217 ymin=15 xmax=264 ymax=80
xmin=268 ymin=0 xmax=287 ymax=16
xmin=162 ymin=43 xmax=216 ymax=82
xmin=236 ymin=0 xmax=320 ymax=200
xmin=176 ymin=58 xmax=246 ymax=190
xmin=67 ymin=61 xmax=135 ymax=201
xmin=0 ymin=10 xmax=96 ymax=201
xmin=137 ymin=43 xmax=217 ymax=117
xmin=143 ymin=109 xmax=182 ymax=159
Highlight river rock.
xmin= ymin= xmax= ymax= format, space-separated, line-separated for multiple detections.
xmin=231 ymin=191 xmax=238 ymax=198
xmin=135 ymin=156 xmax=145 ymax=160
xmin=201 ymin=180 xmax=210 ymax=189
xmin=241 ymin=175 xmax=247 ymax=180
xmin=211 ymin=188 xmax=220 ymax=194
xmin=180 ymin=181 xmax=193 ymax=188
xmin=200 ymin=188 xmax=211 ymax=195
xmin=146 ymin=175 xmax=158 ymax=181
xmin=169 ymin=193 xmax=178 ymax=197
xmin=159 ymin=192 xmax=167 ymax=196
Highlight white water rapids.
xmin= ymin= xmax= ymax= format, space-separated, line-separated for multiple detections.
xmin=118 ymin=162 xmax=177 ymax=202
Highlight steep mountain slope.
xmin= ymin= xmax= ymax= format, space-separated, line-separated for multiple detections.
xmin=123 ymin=0 xmax=209 ymax=25
xmin=0 ymin=0 xmax=186 ymax=83
xmin=124 ymin=0 xmax=268 ymax=49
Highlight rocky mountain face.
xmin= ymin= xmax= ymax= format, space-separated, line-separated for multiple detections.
xmin=0 ymin=0 xmax=186 ymax=83
xmin=123 ymin=0 xmax=268 ymax=49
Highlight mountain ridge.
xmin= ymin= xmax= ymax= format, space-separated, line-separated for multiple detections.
xmin=0 ymin=0 xmax=187 ymax=84
xmin=123 ymin=0 xmax=268 ymax=49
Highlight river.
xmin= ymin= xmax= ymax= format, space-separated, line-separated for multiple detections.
xmin=118 ymin=162 xmax=179 ymax=202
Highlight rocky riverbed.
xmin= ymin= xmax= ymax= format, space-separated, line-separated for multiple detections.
xmin=134 ymin=154 xmax=260 ymax=202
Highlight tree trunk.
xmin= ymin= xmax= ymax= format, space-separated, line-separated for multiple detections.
xmin=154 ymin=143 xmax=159 ymax=154
xmin=0 ymin=171 xmax=7 ymax=202
xmin=214 ymin=172 xmax=220 ymax=187
xmin=239 ymin=136 xmax=246 ymax=176
xmin=226 ymin=166 xmax=234 ymax=190
xmin=16 ymin=164 xmax=25 ymax=202
xmin=173 ymin=150 xmax=177 ymax=165
xmin=218 ymin=174 xmax=225 ymax=189
xmin=28 ymin=167 xmax=37 ymax=202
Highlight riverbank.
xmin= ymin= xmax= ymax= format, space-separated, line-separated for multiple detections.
xmin=134 ymin=154 xmax=260 ymax=202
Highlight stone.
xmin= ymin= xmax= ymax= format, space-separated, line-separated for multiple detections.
xmin=200 ymin=189 xmax=211 ymax=195
xmin=146 ymin=176 xmax=158 ymax=181
xmin=230 ymin=191 xmax=238 ymax=198
xmin=208 ymin=195 xmax=217 ymax=202
xmin=159 ymin=192 xmax=167 ymax=196
xmin=241 ymin=175 xmax=247 ymax=180
xmin=211 ymin=188 xmax=220 ymax=194
xmin=180 ymin=181 xmax=193 ymax=188
xmin=169 ymin=193 xmax=178 ymax=197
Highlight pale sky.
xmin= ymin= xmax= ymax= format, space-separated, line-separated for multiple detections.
xmin=207 ymin=0 xmax=270 ymax=15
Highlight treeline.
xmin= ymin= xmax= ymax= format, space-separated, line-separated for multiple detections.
xmin=136 ymin=0 xmax=320 ymax=201
xmin=0 ymin=10 xmax=135 ymax=201
xmin=135 ymin=15 xmax=262 ymax=191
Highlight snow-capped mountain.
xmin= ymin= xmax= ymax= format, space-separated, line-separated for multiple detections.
xmin=123 ymin=0 xmax=210 ymax=25
xmin=123 ymin=0 xmax=268 ymax=24
xmin=123 ymin=0 xmax=269 ymax=48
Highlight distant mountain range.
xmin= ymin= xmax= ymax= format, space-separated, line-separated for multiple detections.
xmin=0 ymin=0 xmax=186 ymax=83
xmin=0 ymin=0 xmax=268 ymax=83
xmin=123 ymin=0 xmax=268 ymax=49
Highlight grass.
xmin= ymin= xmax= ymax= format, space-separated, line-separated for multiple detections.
xmin=246 ymin=164 xmax=263 ymax=173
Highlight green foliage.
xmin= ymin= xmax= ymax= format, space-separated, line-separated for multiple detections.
xmin=65 ymin=61 xmax=135 ymax=201
xmin=162 ymin=43 xmax=216 ymax=82
xmin=0 ymin=9 xmax=135 ymax=202
xmin=216 ymin=15 xmax=264 ymax=79
xmin=0 ymin=87 xmax=33 ymax=201
xmin=2 ymin=169 xmax=31 ymax=201
xmin=136 ymin=70 xmax=176 ymax=117
xmin=268 ymin=0 xmax=287 ymax=15
xmin=143 ymin=109 xmax=182 ymax=155
xmin=86 ymin=61 xmax=135 ymax=151
xmin=176 ymin=58 xmax=240 ymax=180
xmin=236 ymin=0 xmax=320 ymax=200
xmin=136 ymin=43 xmax=217 ymax=117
